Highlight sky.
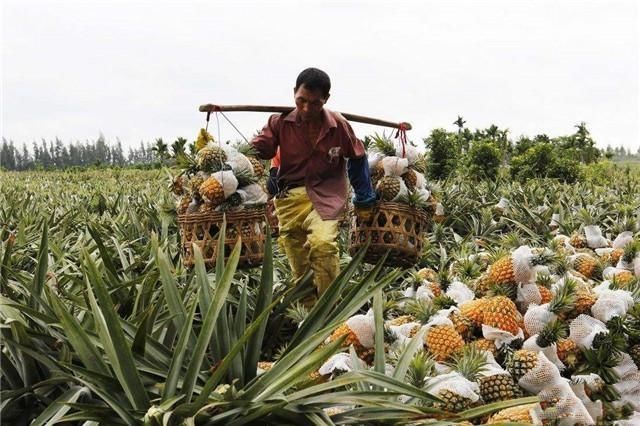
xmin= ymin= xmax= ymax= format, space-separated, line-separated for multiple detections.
xmin=2 ymin=0 xmax=639 ymax=151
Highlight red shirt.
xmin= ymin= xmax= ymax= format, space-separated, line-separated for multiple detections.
xmin=251 ymin=108 xmax=365 ymax=220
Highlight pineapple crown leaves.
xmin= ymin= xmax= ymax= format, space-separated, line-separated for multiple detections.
xmin=486 ymin=283 xmax=517 ymax=300
xmin=403 ymin=299 xmax=438 ymax=324
xmin=234 ymin=141 xmax=259 ymax=157
xmin=285 ymin=302 xmax=309 ymax=325
xmin=548 ymin=278 xmax=577 ymax=315
xmin=432 ymin=295 xmax=457 ymax=310
xmin=579 ymin=345 xmax=622 ymax=384
xmin=592 ymin=331 xmax=627 ymax=354
xmin=500 ymin=231 xmax=525 ymax=249
xmin=535 ymin=319 xmax=567 ymax=348
xmin=233 ymin=167 xmax=258 ymax=187
xmin=370 ymin=132 xmax=397 ymax=156
xmin=622 ymin=240 xmax=640 ymax=264
xmin=530 ymin=247 xmax=556 ymax=267
xmin=535 ymin=273 xmax=554 ymax=289
xmin=445 ymin=345 xmax=489 ymax=382
xmin=396 ymin=190 xmax=430 ymax=210
xmin=175 ymin=151 xmax=199 ymax=175
xmin=407 ymin=350 xmax=437 ymax=388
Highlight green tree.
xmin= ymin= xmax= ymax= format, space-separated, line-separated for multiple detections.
xmin=424 ymin=128 xmax=459 ymax=180
xmin=465 ymin=139 xmax=502 ymax=180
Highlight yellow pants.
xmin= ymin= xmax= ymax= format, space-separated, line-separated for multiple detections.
xmin=273 ymin=187 xmax=339 ymax=298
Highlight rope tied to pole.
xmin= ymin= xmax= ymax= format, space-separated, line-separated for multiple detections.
xmin=395 ymin=122 xmax=409 ymax=158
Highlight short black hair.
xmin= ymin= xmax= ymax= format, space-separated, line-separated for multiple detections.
xmin=295 ymin=68 xmax=331 ymax=97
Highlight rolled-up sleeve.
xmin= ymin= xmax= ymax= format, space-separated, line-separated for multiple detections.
xmin=251 ymin=114 xmax=281 ymax=160
xmin=337 ymin=119 xmax=366 ymax=159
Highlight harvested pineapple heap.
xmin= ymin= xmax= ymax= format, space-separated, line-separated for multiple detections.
xmin=367 ymin=134 xmax=441 ymax=213
xmin=171 ymin=129 xmax=268 ymax=214
xmin=310 ymin=227 xmax=640 ymax=424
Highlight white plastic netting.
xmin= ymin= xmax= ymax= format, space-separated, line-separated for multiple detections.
xmin=518 ymin=283 xmax=543 ymax=309
xmin=210 ymin=170 xmax=239 ymax=199
xmin=523 ymin=303 xmax=557 ymax=336
xmin=513 ymin=245 xmax=536 ymax=284
xmin=523 ymin=336 xmax=565 ymax=370
xmin=612 ymin=231 xmax=634 ymax=249
xmin=590 ymin=289 xmax=635 ymax=322
xmin=222 ymin=146 xmax=254 ymax=175
xmin=445 ymin=281 xmax=475 ymax=304
xmin=346 ymin=313 xmax=375 ymax=349
xmin=569 ymin=315 xmax=608 ymax=349
xmin=425 ymin=371 xmax=480 ymax=402
xmin=319 ymin=353 xmax=353 ymax=376
xmin=380 ymin=156 xmax=409 ymax=177
xmin=237 ymin=183 xmax=268 ymax=206
xmin=482 ymin=324 xmax=524 ymax=348
xmin=584 ymin=225 xmax=609 ymax=249
xmin=415 ymin=283 xmax=435 ymax=301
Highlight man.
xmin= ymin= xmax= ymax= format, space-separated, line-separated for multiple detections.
xmin=251 ymin=67 xmax=375 ymax=303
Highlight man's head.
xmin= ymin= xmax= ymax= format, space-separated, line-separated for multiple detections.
xmin=294 ymin=68 xmax=331 ymax=121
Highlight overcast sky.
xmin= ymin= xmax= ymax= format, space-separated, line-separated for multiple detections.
xmin=2 ymin=0 xmax=639 ymax=151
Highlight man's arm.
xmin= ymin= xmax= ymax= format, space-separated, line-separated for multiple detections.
xmin=336 ymin=117 xmax=376 ymax=208
xmin=250 ymin=114 xmax=281 ymax=160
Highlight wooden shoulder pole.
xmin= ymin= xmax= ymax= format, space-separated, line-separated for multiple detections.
xmin=199 ymin=104 xmax=412 ymax=130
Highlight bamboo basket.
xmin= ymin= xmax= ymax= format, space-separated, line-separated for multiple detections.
xmin=348 ymin=202 xmax=432 ymax=267
xmin=178 ymin=207 xmax=267 ymax=269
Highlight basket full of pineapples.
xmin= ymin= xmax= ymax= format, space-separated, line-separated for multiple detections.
xmin=171 ymin=128 xmax=270 ymax=269
xmin=348 ymin=134 xmax=435 ymax=267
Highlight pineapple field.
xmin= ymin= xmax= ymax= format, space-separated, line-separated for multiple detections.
xmin=1 ymin=160 xmax=640 ymax=425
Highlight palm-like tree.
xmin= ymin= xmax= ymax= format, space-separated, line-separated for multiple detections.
xmin=171 ymin=137 xmax=188 ymax=158
xmin=151 ymin=138 xmax=169 ymax=164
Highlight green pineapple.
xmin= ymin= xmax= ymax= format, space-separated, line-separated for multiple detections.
xmin=478 ymin=373 xmax=523 ymax=403
xmin=376 ymin=176 xmax=401 ymax=201
xmin=196 ymin=146 xmax=228 ymax=172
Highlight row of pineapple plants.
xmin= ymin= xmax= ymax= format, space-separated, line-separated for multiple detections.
xmin=1 ymin=162 xmax=639 ymax=424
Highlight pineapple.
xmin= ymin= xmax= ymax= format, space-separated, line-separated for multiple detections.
xmin=188 ymin=174 xmax=206 ymax=200
xmin=468 ymin=338 xmax=497 ymax=357
xmin=487 ymin=404 xmax=538 ymax=424
xmin=611 ymin=270 xmax=636 ymax=288
xmin=472 ymin=273 xmax=494 ymax=297
xmin=459 ymin=298 xmax=486 ymax=327
xmin=176 ymin=195 xmax=191 ymax=214
xmin=328 ymin=323 xmax=366 ymax=354
xmin=200 ymin=177 xmax=226 ymax=206
xmin=479 ymin=373 xmax=523 ymax=403
xmin=424 ymin=325 xmax=464 ymax=362
xmin=370 ymin=162 xmax=385 ymax=187
xmin=236 ymin=143 xmax=265 ymax=177
xmin=436 ymin=346 xmax=487 ymax=412
xmin=401 ymin=169 xmax=418 ymax=191
xmin=170 ymin=175 xmax=185 ymax=196
xmin=572 ymin=286 xmax=597 ymax=317
xmin=376 ymin=176 xmax=401 ymax=201
xmin=572 ymin=254 xmax=602 ymax=279
xmin=569 ymin=232 xmax=587 ymax=249
xmin=547 ymin=278 xmax=577 ymax=320
xmin=196 ymin=146 xmax=228 ymax=172
xmin=556 ymin=338 xmax=581 ymax=369
xmin=416 ymin=268 xmax=438 ymax=282
xmin=537 ymin=285 xmax=553 ymax=304
xmin=487 ymin=249 xmax=553 ymax=286
xmin=506 ymin=349 xmax=539 ymax=382
xmin=449 ymin=311 xmax=474 ymax=341
xmin=535 ymin=319 xmax=566 ymax=349
xmin=482 ymin=296 xmax=523 ymax=336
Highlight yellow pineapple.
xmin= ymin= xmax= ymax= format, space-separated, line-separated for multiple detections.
xmin=487 ymin=256 xmax=516 ymax=286
xmin=200 ymin=177 xmax=226 ymax=206
xmin=424 ymin=325 xmax=464 ymax=362
xmin=479 ymin=373 xmax=523 ymax=403
xmin=538 ymin=285 xmax=553 ymax=304
xmin=569 ymin=232 xmax=587 ymax=249
xmin=482 ymin=296 xmax=523 ymax=336
xmin=612 ymin=270 xmax=636 ymax=288
xmin=449 ymin=311 xmax=473 ymax=341
xmin=176 ymin=195 xmax=191 ymax=214
xmin=556 ymin=338 xmax=581 ymax=369
xmin=573 ymin=286 xmax=597 ymax=316
xmin=506 ymin=349 xmax=538 ymax=382
xmin=487 ymin=404 xmax=538 ymax=424
xmin=572 ymin=254 xmax=601 ymax=279
xmin=468 ymin=338 xmax=497 ymax=357
xmin=370 ymin=162 xmax=385 ymax=187
xmin=459 ymin=298 xmax=486 ymax=327
xmin=417 ymin=268 xmax=438 ymax=282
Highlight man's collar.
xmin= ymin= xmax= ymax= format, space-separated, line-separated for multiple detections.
xmin=283 ymin=108 xmax=337 ymax=128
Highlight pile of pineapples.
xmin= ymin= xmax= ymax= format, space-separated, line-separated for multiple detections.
xmin=321 ymin=227 xmax=640 ymax=424
xmin=366 ymin=134 xmax=440 ymax=213
xmin=171 ymin=128 xmax=268 ymax=214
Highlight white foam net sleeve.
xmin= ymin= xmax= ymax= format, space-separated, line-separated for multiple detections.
xmin=392 ymin=139 xmax=419 ymax=165
xmin=615 ymin=411 xmax=640 ymax=425
xmin=518 ymin=351 xmax=564 ymax=393
xmin=479 ymin=351 xmax=510 ymax=377
xmin=591 ymin=289 xmax=635 ymax=322
xmin=237 ymin=183 xmax=268 ymax=206
xmin=523 ymin=335 xmax=565 ymax=370
xmin=536 ymin=380 xmax=595 ymax=425
xmin=512 ymin=245 xmax=535 ymax=284
xmin=380 ymin=156 xmax=409 ymax=177
xmin=415 ymin=284 xmax=435 ymax=301
xmin=413 ymin=171 xmax=427 ymax=190
xmin=445 ymin=281 xmax=475 ymax=304
xmin=482 ymin=324 xmax=524 ymax=348
xmin=223 ymin=147 xmax=254 ymax=175
xmin=435 ymin=203 xmax=445 ymax=216
xmin=319 ymin=353 xmax=353 ymax=376
xmin=425 ymin=371 xmax=480 ymax=402
xmin=367 ymin=151 xmax=385 ymax=169
xmin=584 ymin=225 xmax=609 ymax=249
xmin=210 ymin=170 xmax=239 ymax=199
xmin=518 ymin=283 xmax=543 ymax=309
xmin=570 ymin=381 xmax=603 ymax=424
xmin=524 ymin=303 xmax=557 ymax=336
xmin=635 ymin=257 xmax=640 ymax=278
xmin=495 ymin=197 xmax=510 ymax=210
xmin=612 ymin=231 xmax=634 ymax=249
xmin=569 ymin=315 xmax=608 ymax=349
xmin=613 ymin=353 xmax=640 ymax=385
xmin=346 ymin=314 xmax=376 ymax=348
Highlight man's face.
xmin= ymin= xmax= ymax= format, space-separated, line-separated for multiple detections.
xmin=294 ymin=85 xmax=329 ymax=121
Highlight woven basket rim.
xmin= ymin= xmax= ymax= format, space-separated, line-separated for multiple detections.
xmin=178 ymin=205 xmax=266 ymax=224
xmin=351 ymin=201 xmax=432 ymax=222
